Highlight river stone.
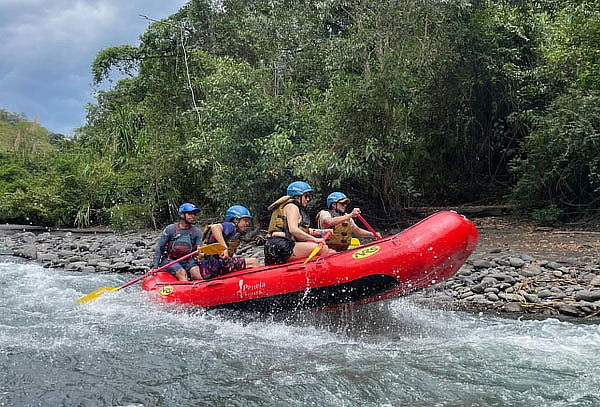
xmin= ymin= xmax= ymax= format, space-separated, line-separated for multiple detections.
xmin=110 ymin=262 xmax=129 ymax=271
xmin=473 ymin=260 xmax=494 ymax=269
xmin=504 ymin=302 xmax=523 ymax=312
xmin=546 ymin=261 xmax=562 ymax=270
xmin=18 ymin=245 xmax=38 ymax=259
xmin=589 ymin=276 xmax=600 ymax=286
xmin=520 ymin=254 xmax=535 ymax=262
xmin=522 ymin=293 xmax=540 ymax=303
xmin=509 ymin=257 xmax=525 ymax=268
xmin=574 ymin=290 xmax=600 ymax=302
xmin=499 ymin=293 xmax=524 ymax=302
xmin=559 ymin=304 xmax=582 ymax=317
xmin=58 ymin=250 xmax=75 ymax=258
xmin=460 ymin=290 xmax=475 ymax=299
xmin=486 ymin=293 xmax=500 ymax=301
xmin=38 ymin=253 xmax=59 ymax=263
xmin=0 ymin=248 xmax=14 ymax=255
xmin=66 ymin=256 xmax=84 ymax=263
xmin=494 ymin=258 xmax=511 ymax=267
xmin=66 ymin=261 xmax=87 ymax=271
xmin=537 ymin=289 xmax=553 ymax=299
xmin=519 ymin=264 xmax=542 ymax=277
xmin=489 ymin=272 xmax=516 ymax=284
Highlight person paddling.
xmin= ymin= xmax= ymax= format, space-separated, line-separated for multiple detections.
xmin=200 ymin=205 xmax=260 ymax=279
xmin=264 ymin=181 xmax=335 ymax=265
xmin=317 ymin=192 xmax=382 ymax=251
xmin=151 ymin=203 xmax=204 ymax=281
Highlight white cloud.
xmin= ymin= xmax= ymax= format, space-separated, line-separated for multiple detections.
xmin=0 ymin=0 xmax=189 ymax=134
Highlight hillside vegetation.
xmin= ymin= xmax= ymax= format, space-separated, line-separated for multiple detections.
xmin=0 ymin=109 xmax=54 ymax=154
xmin=1 ymin=0 xmax=599 ymax=228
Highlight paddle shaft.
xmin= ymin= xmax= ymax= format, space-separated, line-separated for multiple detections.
xmin=118 ymin=250 xmax=198 ymax=290
xmin=356 ymin=214 xmax=379 ymax=239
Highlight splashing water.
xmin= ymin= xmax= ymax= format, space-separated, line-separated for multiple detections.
xmin=1 ymin=258 xmax=599 ymax=406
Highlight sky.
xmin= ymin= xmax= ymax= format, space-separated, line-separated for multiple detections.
xmin=0 ymin=0 xmax=188 ymax=135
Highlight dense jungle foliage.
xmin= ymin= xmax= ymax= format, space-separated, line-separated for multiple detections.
xmin=1 ymin=0 xmax=599 ymax=228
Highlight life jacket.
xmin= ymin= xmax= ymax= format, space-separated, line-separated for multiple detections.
xmin=317 ymin=208 xmax=353 ymax=251
xmin=164 ymin=223 xmax=196 ymax=259
xmin=267 ymin=195 xmax=310 ymax=240
xmin=202 ymin=222 xmax=241 ymax=257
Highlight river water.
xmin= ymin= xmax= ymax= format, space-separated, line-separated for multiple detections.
xmin=1 ymin=258 xmax=599 ymax=407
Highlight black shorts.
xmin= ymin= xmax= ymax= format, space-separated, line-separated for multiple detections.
xmin=264 ymin=236 xmax=295 ymax=265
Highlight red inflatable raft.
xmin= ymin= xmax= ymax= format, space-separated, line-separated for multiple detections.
xmin=141 ymin=211 xmax=478 ymax=311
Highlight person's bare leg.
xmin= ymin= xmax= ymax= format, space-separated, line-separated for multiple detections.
xmin=174 ymin=268 xmax=189 ymax=281
xmin=289 ymin=242 xmax=335 ymax=261
xmin=189 ymin=265 xmax=202 ymax=280
xmin=244 ymin=257 xmax=260 ymax=268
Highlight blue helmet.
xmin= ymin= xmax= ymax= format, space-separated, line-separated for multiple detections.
xmin=178 ymin=203 xmax=200 ymax=214
xmin=287 ymin=181 xmax=314 ymax=197
xmin=327 ymin=192 xmax=350 ymax=208
xmin=225 ymin=205 xmax=252 ymax=222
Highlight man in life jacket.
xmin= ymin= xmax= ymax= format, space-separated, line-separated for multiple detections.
xmin=264 ymin=181 xmax=335 ymax=265
xmin=200 ymin=205 xmax=260 ymax=279
xmin=317 ymin=192 xmax=382 ymax=251
xmin=151 ymin=203 xmax=204 ymax=281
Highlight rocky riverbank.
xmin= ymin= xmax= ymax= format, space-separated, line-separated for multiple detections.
xmin=1 ymin=216 xmax=599 ymax=318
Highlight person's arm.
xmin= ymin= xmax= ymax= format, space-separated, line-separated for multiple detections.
xmin=284 ymin=205 xmax=321 ymax=243
xmin=320 ymin=207 xmax=361 ymax=228
xmin=151 ymin=227 xmax=172 ymax=268
xmin=209 ymin=223 xmax=230 ymax=258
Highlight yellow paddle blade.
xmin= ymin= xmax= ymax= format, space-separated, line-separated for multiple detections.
xmin=348 ymin=238 xmax=360 ymax=249
xmin=303 ymin=244 xmax=322 ymax=264
xmin=198 ymin=242 xmax=227 ymax=256
xmin=76 ymin=286 xmax=119 ymax=305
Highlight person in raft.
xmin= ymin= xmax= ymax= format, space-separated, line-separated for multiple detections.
xmin=200 ymin=205 xmax=260 ymax=279
xmin=264 ymin=181 xmax=335 ymax=265
xmin=151 ymin=203 xmax=204 ymax=281
xmin=316 ymin=192 xmax=382 ymax=251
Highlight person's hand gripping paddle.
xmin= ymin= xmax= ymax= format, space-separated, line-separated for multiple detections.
xmin=303 ymin=231 xmax=332 ymax=264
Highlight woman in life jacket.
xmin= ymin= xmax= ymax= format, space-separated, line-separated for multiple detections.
xmin=151 ymin=203 xmax=204 ymax=281
xmin=264 ymin=181 xmax=335 ymax=265
xmin=316 ymin=192 xmax=382 ymax=251
xmin=200 ymin=205 xmax=260 ymax=279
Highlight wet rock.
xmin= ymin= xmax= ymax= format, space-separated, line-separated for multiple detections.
xmin=522 ymin=293 xmax=540 ymax=303
xmin=473 ymin=260 xmax=494 ymax=269
xmin=591 ymin=276 xmax=600 ymax=287
xmin=574 ymin=290 xmax=600 ymax=302
xmin=17 ymin=244 xmax=38 ymax=259
xmin=509 ymin=257 xmax=525 ymax=268
xmin=66 ymin=256 xmax=84 ymax=263
xmin=58 ymin=250 xmax=75 ymax=258
xmin=504 ymin=302 xmax=523 ymax=312
xmin=38 ymin=253 xmax=59 ymax=263
xmin=520 ymin=254 xmax=534 ymax=262
xmin=520 ymin=264 xmax=542 ymax=277
xmin=546 ymin=261 xmax=562 ymax=270
xmin=538 ymin=289 xmax=553 ymax=299
xmin=66 ymin=261 xmax=87 ymax=271
xmin=558 ymin=304 xmax=582 ymax=317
